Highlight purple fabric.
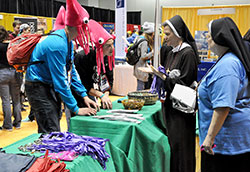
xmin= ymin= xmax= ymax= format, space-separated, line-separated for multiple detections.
xmin=26 ymin=132 xmax=110 ymax=170
xmin=150 ymin=66 xmax=167 ymax=100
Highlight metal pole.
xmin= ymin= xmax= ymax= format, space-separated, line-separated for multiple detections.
xmin=16 ymin=0 xmax=19 ymax=14
xmin=153 ymin=0 xmax=160 ymax=68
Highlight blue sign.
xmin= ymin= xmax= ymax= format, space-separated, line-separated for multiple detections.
xmin=116 ymin=0 xmax=124 ymax=8
xmin=103 ymin=24 xmax=114 ymax=32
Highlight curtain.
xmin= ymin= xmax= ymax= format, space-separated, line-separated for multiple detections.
xmin=162 ymin=5 xmax=250 ymax=36
xmin=0 ymin=0 xmax=17 ymax=13
xmin=0 ymin=0 xmax=140 ymax=24
xmin=127 ymin=12 xmax=141 ymax=25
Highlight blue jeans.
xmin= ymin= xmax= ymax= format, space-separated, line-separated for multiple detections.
xmin=137 ymin=79 xmax=145 ymax=91
xmin=0 ymin=68 xmax=21 ymax=129
xmin=25 ymin=81 xmax=62 ymax=133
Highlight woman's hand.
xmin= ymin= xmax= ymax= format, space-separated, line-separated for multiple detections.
xmin=201 ymin=107 xmax=230 ymax=155
xmin=150 ymin=65 xmax=166 ymax=80
xmin=201 ymin=135 xmax=215 ymax=155
xmin=100 ymin=93 xmax=112 ymax=109
xmin=78 ymin=107 xmax=97 ymax=116
xmin=83 ymin=96 xmax=100 ymax=111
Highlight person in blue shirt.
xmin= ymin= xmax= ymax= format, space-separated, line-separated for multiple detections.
xmin=25 ymin=0 xmax=98 ymax=133
xmin=198 ymin=17 xmax=250 ymax=172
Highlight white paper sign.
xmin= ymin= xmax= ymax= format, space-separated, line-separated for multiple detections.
xmin=115 ymin=0 xmax=127 ymax=59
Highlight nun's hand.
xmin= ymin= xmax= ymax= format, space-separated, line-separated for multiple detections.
xmin=201 ymin=135 xmax=215 ymax=155
xmin=150 ymin=65 xmax=166 ymax=80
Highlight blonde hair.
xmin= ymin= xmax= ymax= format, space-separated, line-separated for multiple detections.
xmin=144 ymin=33 xmax=154 ymax=50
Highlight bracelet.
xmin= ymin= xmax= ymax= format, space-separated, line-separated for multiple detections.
xmin=75 ymin=109 xmax=79 ymax=115
xmin=100 ymin=94 xmax=105 ymax=99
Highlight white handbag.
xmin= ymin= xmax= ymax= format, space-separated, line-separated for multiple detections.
xmin=170 ymin=83 xmax=197 ymax=113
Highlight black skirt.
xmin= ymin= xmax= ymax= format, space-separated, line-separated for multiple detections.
xmin=162 ymin=100 xmax=196 ymax=172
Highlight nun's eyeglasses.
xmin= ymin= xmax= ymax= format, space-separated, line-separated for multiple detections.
xmin=205 ymin=33 xmax=211 ymax=39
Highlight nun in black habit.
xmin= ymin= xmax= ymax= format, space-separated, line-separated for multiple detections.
xmin=160 ymin=15 xmax=199 ymax=172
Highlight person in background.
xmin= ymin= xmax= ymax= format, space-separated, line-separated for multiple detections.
xmin=127 ymin=29 xmax=138 ymax=44
xmin=18 ymin=23 xmax=31 ymax=112
xmin=0 ymin=26 xmax=22 ymax=131
xmin=8 ymin=20 xmax=21 ymax=39
xmin=66 ymin=19 xmax=115 ymax=130
xmin=198 ymin=17 xmax=250 ymax=172
xmin=151 ymin=15 xmax=199 ymax=172
xmin=19 ymin=23 xmax=31 ymax=35
xmin=133 ymin=22 xmax=154 ymax=90
xmin=24 ymin=0 xmax=98 ymax=133
xmin=36 ymin=28 xmax=45 ymax=34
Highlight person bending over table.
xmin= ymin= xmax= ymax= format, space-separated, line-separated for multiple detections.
xmin=65 ymin=19 xmax=115 ymax=130
xmin=25 ymin=0 xmax=98 ymax=133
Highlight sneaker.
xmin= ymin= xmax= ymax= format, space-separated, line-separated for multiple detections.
xmin=1 ymin=127 xmax=13 ymax=131
xmin=22 ymin=116 xmax=31 ymax=122
xmin=15 ymin=126 xmax=21 ymax=130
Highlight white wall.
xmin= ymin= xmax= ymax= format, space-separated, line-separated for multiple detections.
xmin=88 ymin=0 xmax=99 ymax=7
xmin=98 ymin=0 xmax=115 ymax=9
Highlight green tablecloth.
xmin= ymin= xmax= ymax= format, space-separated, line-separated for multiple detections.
xmin=70 ymin=100 xmax=171 ymax=172
xmin=3 ymin=134 xmax=116 ymax=171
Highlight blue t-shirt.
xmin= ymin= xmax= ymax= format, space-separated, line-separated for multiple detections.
xmin=198 ymin=52 xmax=250 ymax=155
xmin=26 ymin=29 xmax=87 ymax=113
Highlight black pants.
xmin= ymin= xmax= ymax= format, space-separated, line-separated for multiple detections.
xmin=25 ymin=81 xmax=62 ymax=133
xmin=201 ymin=151 xmax=250 ymax=172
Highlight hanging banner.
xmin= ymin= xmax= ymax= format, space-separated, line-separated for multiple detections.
xmin=115 ymin=0 xmax=127 ymax=59
xmin=153 ymin=0 xmax=160 ymax=68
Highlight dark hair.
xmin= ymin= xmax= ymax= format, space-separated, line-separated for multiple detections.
xmin=13 ymin=20 xmax=22 ymax=27
xmin=243 ymin=29 xmax=250 ymax=42
xmin=138 ymin=30 xmax=143 ymax=35
xmin=0 ymin=25 xmax=8 ymax=42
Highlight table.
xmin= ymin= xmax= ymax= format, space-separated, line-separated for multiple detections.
xmin=112 ymin=64 xmax=137 ymax=96
xmin=2 ymin=134 xmax=117 ymax=172
xmin=69 ymin=100 xmax=171 ymax=172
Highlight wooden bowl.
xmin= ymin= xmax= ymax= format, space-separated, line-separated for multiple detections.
xmin=127 ymin=90 xmax=158 ymax=105
xmin=122 ymin=99 xmax=145 ymax=110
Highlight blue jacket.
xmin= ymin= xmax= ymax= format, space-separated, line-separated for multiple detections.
xmin=26 ymin=29 xmax=87 ymax=113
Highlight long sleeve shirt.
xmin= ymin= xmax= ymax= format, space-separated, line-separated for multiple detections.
xmin=25 ymin=29 xmax=87 ymax=113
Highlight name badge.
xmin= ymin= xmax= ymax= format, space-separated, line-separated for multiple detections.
xmin=99 ymin=74 xmax=110 ymax=92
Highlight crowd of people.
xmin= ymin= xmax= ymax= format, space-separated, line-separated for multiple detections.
xmin=0 ymin=0 xmax=250 ymax=171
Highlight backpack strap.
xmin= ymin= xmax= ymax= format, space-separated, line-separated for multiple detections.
xmin=130 ymin=38 xmax=147 ymax=50
xmin=28 ymin=33 xmax=63 ymax=66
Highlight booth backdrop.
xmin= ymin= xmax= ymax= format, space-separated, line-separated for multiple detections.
xmin=162 ymin=5 xmax=250 ymax=37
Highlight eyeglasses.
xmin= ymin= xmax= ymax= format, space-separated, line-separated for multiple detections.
xmin=205 ymin=33 xmax=211 ymax=39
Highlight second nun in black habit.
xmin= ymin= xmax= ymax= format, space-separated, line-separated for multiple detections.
xmin=161 ymin=15 xmax=199 ymax=172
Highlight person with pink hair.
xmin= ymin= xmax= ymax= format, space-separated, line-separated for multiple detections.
xmin=24 ymin=0 xmax=98 ymax=133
